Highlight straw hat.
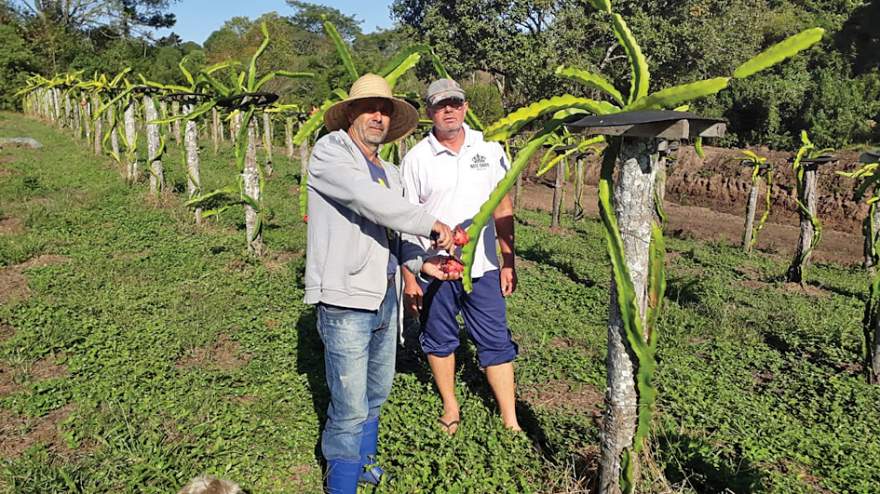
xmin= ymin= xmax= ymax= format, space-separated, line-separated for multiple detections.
xmin=324 ymin=74 xmax=419 ymax=144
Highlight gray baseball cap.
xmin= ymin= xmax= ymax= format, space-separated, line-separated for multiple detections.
xmin=425 ymin=78 xmax=466 ymax=106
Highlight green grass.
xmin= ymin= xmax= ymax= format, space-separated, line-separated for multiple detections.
xmin=1 ymin=111 xmax=878 ymax=492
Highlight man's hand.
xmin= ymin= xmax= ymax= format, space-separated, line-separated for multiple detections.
xmin=500 ymin=266 xmax=517 ymax=297
xmin=431 ymin=221 xmax=455 ymax=251
xmin=403 ymin=279 xmax=423 ymax=316
xmin=422 ymin=256 xmax=462 ymax=281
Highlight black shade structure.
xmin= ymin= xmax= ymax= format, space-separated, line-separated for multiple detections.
xmin=566 ymin=110 xmax=727 ymax=140
xmin=860 ymin=150 xmax=880 ymax=163
xmin=788 ymin=154 xmax=838 ymax=169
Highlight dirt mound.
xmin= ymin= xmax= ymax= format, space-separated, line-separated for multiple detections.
xmin=665 ymin=146 xmax=866 ymax=235
xmin=517 ymin=143 xmax=873 ymax=265
xmin=521 ymin=144 xmax=869 ymax=235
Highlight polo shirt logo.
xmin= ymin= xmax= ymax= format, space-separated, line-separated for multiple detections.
xmin=470 ymin=153 xmax=489 ymax=170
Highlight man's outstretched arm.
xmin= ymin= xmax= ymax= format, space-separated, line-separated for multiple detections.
xmin=493 ymin=193 xmax=516 ymax=297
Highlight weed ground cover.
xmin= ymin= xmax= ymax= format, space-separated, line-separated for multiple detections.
xmin=0 ymin=113 xmax=878 ymax=492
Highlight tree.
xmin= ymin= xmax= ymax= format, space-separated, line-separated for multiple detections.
xmin=12 ymin=0 xmax=177 ymax=34
xmin=285 ymin=0 xmax=361 ymax=40
xmin=0 ymin=23 xmax=36 ymax=110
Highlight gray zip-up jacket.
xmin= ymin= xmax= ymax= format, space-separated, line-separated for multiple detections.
xmin=304 ymin=130 xmax=435 ymax=311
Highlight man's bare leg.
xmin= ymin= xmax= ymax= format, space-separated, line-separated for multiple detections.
xmin=485 ymin=362 xmax=521 ymax=431
xmin=427 ymin=353 xmax=460 ymax=433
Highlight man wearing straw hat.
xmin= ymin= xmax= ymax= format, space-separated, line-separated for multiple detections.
xmin=304 ymin=73 xmax=458 ymax=493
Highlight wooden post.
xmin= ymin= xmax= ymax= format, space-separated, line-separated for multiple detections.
xmin=742 ymin=178 xmax=761 ymax=252
xmin=72 ymin=97 xmax=81 ymax=138
xmin=52 ymin=88 xmax=61 ymax=126
xmin=565 ymin=111 xmax=726 ymax=494
xmin=124 ymin=101 xmax=138 ymax=183
xmin=599 ymin=138 xmax=660 ymax=494
xmin=144 ymin=95 xmax=163 ymax=196
xmin=551 ymin=157 xmax=566 ymax=227
xmin=786 ymin=166 xmax=818 ymax=283
xmin=159 ymin=100 xmax=169 ymax=139
xmin=212 ymin=107 xmax=220 ymax=154
xmin=184 ymin=103 xmax=202 ymax=224
xmin=63 ymin=92 xmax=71 ymax=129
xmin=298 ymin=140 xmax=310 ymax=181
xmin=92 ymin=94 xmax=103 ymax=156
xmin=244 ymin=119 xmax=264 ymax=255
xmin=867 ymin=205 xmax=880 ymax=273
xmin=110 ymin=107 xmax=120 ymax=163
xmin=397 ymin=138 xmax=409 ymax=163
xmin=263 ymin=111 xmax=273 ymax=176
xmin=84 ymin=97 xmax=92 ymax=143
xmin=285 ymin=117 xmax=294 ymax=159
xmin=573 ymin=155 xmax=585 ymax=220
xmin=171 ymin=101 xmax=182 ymax=146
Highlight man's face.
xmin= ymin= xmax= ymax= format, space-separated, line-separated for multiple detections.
xmin=347 ymin=98 xmax=394 ymax=146
xmin=428 ymin=97 xmax=468 ymax=134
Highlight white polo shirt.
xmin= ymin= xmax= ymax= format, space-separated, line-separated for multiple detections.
xmin=400 ymin=124 xmax=509 ymax=279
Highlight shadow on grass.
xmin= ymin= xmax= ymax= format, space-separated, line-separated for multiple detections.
xmin=295 ymin=307 xmax=326 ymax=466
xmin=518 ymin=243 xmax=596 ymax=287
xmin=666 ymin=276 xmax=704 ymax=307
xmin=658 ymin=431 xmax=766 ymax=493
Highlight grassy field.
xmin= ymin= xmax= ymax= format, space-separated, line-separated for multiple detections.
xmin=1 ymin=112 xmax=878 ymax=493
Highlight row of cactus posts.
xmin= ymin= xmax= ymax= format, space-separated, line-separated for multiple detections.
xmin=17 ymin=31 xmax=314 ymax=256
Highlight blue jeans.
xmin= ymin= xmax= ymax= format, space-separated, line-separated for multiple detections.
xmin=316 ymin=281 xmax=397 ymax=462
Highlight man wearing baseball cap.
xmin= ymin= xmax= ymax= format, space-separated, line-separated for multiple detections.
xmin=304 ymin=73 xmax=458 ymax=493
xmin=400 ymin=78 xmax=521 ymax=435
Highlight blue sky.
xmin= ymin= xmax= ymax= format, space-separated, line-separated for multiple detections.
xmin=154 ymin=1 xmax=396 ymax=45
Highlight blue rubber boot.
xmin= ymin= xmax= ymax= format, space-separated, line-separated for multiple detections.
xmin=326 ymin=459 xmax=360 ymax=494
xmin=358 ymin=417 xmax=386 ymax=485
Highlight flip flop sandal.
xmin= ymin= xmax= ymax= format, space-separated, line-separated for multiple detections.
xmin=437 ymin=417 xmax=461 ymax=435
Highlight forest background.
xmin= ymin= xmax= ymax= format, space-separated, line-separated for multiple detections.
xmin=1 ymin=0 xmax=878 ymax=148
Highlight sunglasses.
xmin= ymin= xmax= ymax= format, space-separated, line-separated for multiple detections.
xmin=430 ymin=98 xmax=465 ymax=110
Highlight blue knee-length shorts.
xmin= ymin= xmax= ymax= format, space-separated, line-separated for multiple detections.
xmin=418 ymin=269 xmax=518 ymax=367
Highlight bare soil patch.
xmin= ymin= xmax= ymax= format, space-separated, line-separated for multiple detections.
xmin=741 ymin=279 xmax=770 ymax=291
xmin=288 ymin=464 xmax=315 ymax=486
xmin=177 ymin=334 xmax=250 ymax=371
xmin=781 ymin=282 xmax=829 ymax=298
xmin=519 ymin=181 xmax=863 ymax=266
xmin=520 ymin=380 xmax=603 ymax=418
xmin=0 ymin=363 xmax=18 ymax=397
xmin=0 ymin=255 xmax=69 ymax=305
xmin=19 ymin=254 xmax=69 ymax=269
xmin=0 ymin=404 xmax=76 ymax=459
xmin=0 ymin=323 xmax=14 ymax=342
xmin=0 ymin=216 xmax=24 ymax=235
xmin=263 ymin=249 xmax=302 ymax=272
xmin=30 ymin=354 xmax=68 ymax=380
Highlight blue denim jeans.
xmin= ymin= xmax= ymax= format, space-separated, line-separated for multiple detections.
xmin=316 ymin=280 xmax=397 ymax=462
